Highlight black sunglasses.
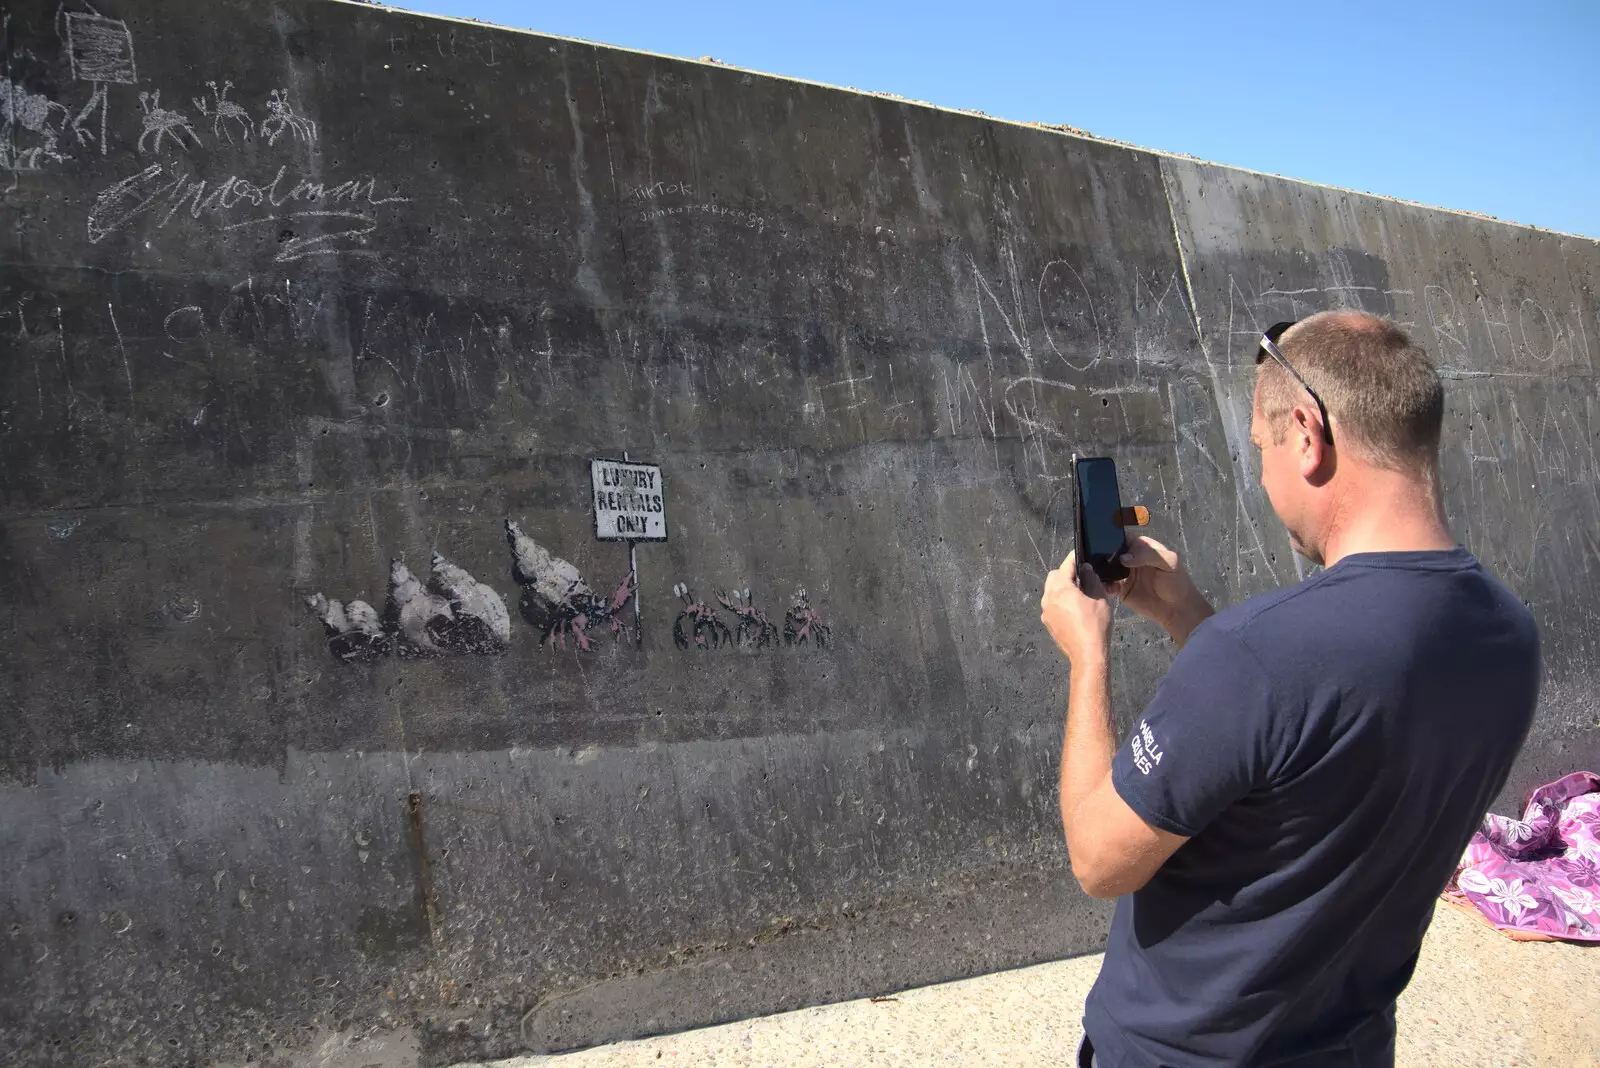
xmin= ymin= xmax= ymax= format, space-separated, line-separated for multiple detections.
xmin=1255 ymin=321 xmax=1333 ymax=445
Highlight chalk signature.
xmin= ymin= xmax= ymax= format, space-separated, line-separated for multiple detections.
xmin=87 ymin=164 xmax=410 ymax=262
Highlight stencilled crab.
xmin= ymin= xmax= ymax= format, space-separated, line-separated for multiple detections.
xmin=542 ymin=572 xmax=637 ymax=651
xmin=505 ymin=519 xmax=635 ymax=652
xmin=673 ymin=583 xmax=733 ymax=650
xmin=783 ymin=587 xmax=831 ymax=648
xmin=718 ymin=587 xmax=780 ymax=649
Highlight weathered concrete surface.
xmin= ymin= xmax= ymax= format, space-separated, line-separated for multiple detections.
xmin=0 ymin=1 xmax=1595 ymax=1065
xmin=465 ymin=903 xmax=1600 ymax=1068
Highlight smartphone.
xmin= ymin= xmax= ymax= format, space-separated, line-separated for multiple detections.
xmin=1074 ymin=456 xmax=1129 ymax=583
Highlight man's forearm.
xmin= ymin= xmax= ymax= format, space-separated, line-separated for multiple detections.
xmin=1058 ymin=650 xmax=1115 ymax=852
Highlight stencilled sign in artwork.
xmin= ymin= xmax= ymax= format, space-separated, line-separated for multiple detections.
xmin=590 ymin=458 xmax=667 ymax=542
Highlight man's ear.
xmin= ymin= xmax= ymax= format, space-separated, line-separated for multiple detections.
xmin=1294 ymin=404 xmax=1333 ymax=482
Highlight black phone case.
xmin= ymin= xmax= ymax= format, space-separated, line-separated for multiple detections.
xmin=1074 ymin=457 xmax=1129 ymax=583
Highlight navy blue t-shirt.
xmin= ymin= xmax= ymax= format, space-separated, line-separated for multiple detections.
xmin=1084 ymin=548 xmax=1540 ymax=1067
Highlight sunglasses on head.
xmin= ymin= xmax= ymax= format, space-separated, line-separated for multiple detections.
xmin=1255 ymin=321 xmax=1333 ymax=446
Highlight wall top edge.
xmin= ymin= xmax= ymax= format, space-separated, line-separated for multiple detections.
xmin=331 ymin=0 xmax=1597 ymax=249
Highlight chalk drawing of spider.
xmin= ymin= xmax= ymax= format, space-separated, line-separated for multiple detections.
xmin=674 ymin=583 xmax=732 ymax=650
xmin=136 ymin=90 xmax=200 ymax=154
xmin=718 ymin=588 xmax=780 ymax=649
xmin=784 ymin=587 xmax=831 ymax=648
xmin=193 ymin=80 xmax=254 ymax=143
xmin=261 ymin=88 xmax=316 ymax=147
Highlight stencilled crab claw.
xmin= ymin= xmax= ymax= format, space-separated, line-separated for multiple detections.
xmin=610 ymin=571 xmax=638 ymax=614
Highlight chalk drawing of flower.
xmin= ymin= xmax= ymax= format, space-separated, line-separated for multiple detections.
xmin=1485 ymin=877 xmax=1539 ymax=919
xmin=1457 ymin=868 xmax=1494 ymax=895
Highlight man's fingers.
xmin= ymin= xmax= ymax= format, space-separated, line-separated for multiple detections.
xmin=1042 ymin=551 xmax=1078 ymax=605
xmin=1076 ymin=561 xmax=1108 ymax=599
xmin=1118 ymin=534 xmax=1180 ymax=572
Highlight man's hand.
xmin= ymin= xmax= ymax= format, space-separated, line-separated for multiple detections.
xmin=1041 ymin=551 xmax=1113 ymax=665
xmin=1104 ymin=535 xmax=1215 ymax=648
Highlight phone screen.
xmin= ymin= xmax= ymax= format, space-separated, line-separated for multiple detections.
xmin=1076 ymin=457 xmax=1128 ymax=580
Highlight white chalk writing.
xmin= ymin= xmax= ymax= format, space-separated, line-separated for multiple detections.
xmin=88 ymin=164 xmax=410 ymax=262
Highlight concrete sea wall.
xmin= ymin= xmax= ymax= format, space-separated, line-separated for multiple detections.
xmin=1 ymin=1 xmax=1596 ymax=1063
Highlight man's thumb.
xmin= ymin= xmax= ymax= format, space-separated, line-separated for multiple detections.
xmin=1121 ymin=536 xmax=1178 ymax=572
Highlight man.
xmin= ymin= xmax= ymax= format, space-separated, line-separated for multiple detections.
xmin=1039 ymin=311 xmax=1541 ymax=1067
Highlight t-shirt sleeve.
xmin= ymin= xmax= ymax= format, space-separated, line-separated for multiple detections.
xmin=1112 ymin=621 xmax=1280 ymax=838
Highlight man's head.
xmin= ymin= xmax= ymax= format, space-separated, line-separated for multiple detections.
xmin=1250 ymin=310 xmax=1444 ymax=564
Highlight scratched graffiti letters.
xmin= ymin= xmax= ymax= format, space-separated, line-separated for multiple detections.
xmin=1037 ymin=258 xmax=1104 ymax=372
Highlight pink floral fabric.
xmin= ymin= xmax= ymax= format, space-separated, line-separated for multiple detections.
xmin=1444 ymin=771 xmax=1600 ymax=942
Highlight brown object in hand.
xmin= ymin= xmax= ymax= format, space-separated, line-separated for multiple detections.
xmin=1114 ymin=505 xmax=1150 ymax=528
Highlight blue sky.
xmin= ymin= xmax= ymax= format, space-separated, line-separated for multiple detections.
xmin=384 ymin=0 xmax=1598 ymax=240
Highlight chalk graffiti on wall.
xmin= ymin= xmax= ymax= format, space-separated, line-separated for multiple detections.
xmin=87 ymin=163 xmax=410 ymax=261
xmin=1 ymin=77 xmax=74 ymax=168
xmin=506 ymin=520 xmax=636 ymax=651
xmin=306 ymin=553 xmax=510 ymax=662
xmin=62 ymin=9 xmax=137 ymax=156
xmin=260 ymin=89 xmax=317 ymax=147
xmin=136 ymin=90 xmax=201 ymax=155
xmin=192 ymin=81 xmax=254 ymax=143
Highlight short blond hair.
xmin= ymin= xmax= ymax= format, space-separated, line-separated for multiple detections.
xmin=1256 ymin=311 xmax=1443 ymax=470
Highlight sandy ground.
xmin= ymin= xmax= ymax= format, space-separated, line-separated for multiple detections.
xmin=463 ymin=903 xmax=1599 ymax=1068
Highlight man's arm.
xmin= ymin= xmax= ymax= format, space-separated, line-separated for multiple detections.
xmin=1058 ymin=647 xmax=1187 ymax=898
xmin=1042 ymin=554 xmax=1190 ymax=898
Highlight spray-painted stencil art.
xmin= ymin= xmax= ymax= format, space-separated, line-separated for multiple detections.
xmin=306 ymin=553 xmax=509 ymax=661
xmin=306 ymin=593 xmax=389 ymax=662
xmin=506 ymin=520 xmax=636 ymax=650
xmin=673 ymin=584 xmax=733 ymax=650
xmin=670 ymin=584 xmax=832 ymax=651
xmin=718 ymin=588 xmax=780 ymax=649
xmin=784 ymin=588 xmax=831 ymax=648
xmin=304 ymin=530 xmax=828 ymax=660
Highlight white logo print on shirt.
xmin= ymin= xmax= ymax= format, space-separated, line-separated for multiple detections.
xmin=1131 ymin=719 xmax=1165 ymax=776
